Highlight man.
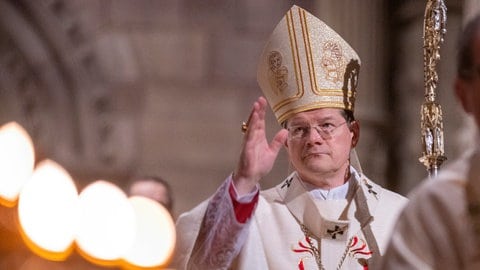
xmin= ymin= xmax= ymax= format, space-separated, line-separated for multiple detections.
xmin=127 ymin=175 xmax=173 ymax=214
xmin=173 ymin=5 xmax=407 ymax=270
xmin=381 ymin=14 xmax=480 ymax=269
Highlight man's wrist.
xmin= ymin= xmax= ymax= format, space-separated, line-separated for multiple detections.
xmin=232 ymin=171 xmax=259 ymax=196
xmin=228 ymin=177 xmax=259 ymax=223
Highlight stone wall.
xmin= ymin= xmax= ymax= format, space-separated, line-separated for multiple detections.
xmin=0 ymin=0 xmax=472 ymax=219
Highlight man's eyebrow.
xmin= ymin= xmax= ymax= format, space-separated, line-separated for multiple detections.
xmin=289 ymin=115 xmax=337 ymax=124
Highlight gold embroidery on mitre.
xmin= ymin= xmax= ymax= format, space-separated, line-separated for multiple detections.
xmin=268 ymin=51 xmax=289 ymax=95
xmin=256 ymin=5 xmax=361 ymax=124
xmin=321 ymin=41 xmax=346 ymax=84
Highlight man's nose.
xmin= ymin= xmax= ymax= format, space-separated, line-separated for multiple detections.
xmin=305 ymin=126 xmax=324 ymax=142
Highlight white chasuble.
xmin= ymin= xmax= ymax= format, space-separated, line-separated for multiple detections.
xmin=173 ymin=169 xmax=407 ymax=270
xmin=250 ymin=172 xmax=378 ymax=270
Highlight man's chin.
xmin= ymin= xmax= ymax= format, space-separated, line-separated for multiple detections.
xmin=303 ymin=159 xmax=330 ymax=171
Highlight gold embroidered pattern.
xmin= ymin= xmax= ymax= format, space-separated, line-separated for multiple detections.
xmin=321 ymin=41 xmax=346 ymax=84
xmin=268 ymin=51 xmax=289 ymax=95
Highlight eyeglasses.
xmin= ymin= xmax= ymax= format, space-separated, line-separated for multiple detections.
xmin=287 ymin=121 xmax=347 ymax=140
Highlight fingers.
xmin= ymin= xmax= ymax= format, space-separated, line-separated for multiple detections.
xmin=270 ymin=129 xmax=288 ymax=154
xmin=250 ymin=97 xmax=267 ymax=124
xmin=244 ymin=97 xmax=267 ymax=140
xmin=243 ymin=96 xmax=286 ymax=156
xmin=252 ymin=98 xmax=266 ymax=131
xmin=234 ymin=96 xmax=283 ymax=193
xmin=256 ymin=97 xmax=267 ymax=121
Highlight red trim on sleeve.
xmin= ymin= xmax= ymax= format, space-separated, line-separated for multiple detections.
xmin=228 ymin=182 xmax=259 ymax=223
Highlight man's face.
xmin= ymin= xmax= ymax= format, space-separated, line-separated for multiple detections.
xmin=129 ymin=180 xmax=170 ymax=211
xmin=285 ymin=108 xmax=358 ymax=184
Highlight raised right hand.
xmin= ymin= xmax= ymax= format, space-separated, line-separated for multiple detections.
xmin=233 ymin=96 xmax=288 ymax=196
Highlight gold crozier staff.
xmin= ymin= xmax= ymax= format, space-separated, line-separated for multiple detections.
xmin=419 ymin=0 xmax=447 ymax=177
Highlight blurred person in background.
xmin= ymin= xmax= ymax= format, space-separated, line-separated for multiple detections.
xmin=127 ymin=175 xmax=173 ymax=214
xmin=381 ymin=13 xmax=480 ymax=269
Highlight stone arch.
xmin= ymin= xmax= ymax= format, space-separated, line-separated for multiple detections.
xmin=0 ymin=0 xmax=138 ymax=184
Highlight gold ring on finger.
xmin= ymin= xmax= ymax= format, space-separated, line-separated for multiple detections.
xmin=241 ymin=121 xmax=248 ymax=134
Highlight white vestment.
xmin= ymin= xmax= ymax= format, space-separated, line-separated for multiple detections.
xmin=173 ymin=169 xmax=407 ymax=270
xmin=381 ymin=150 xmax=480 ymax=269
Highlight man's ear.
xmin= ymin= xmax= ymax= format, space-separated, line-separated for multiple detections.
xmin=350 ymin=120 xmax=360 ymax=148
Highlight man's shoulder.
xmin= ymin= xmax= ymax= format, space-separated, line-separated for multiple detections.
xmin=359 ymin=174 xmax=407 ymax=203
xmin=259 ymin=185 xmax=282 ymax=202
xmin=408 ymin=157 xmax=469 ymax=202
xmin=408 ymin=176 xmax=466 ymax=209
xmin=378 ymin=186 xmax=408 ymax=202
xmin=396 ymin=158 xmax=469 ymax=227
